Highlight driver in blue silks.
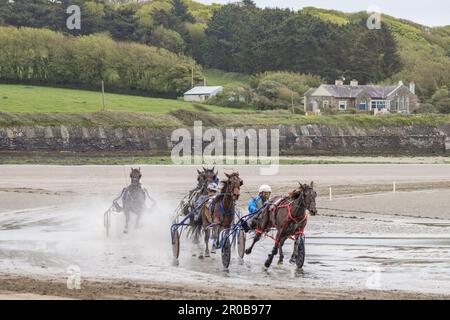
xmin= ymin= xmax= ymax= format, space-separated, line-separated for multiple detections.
xmin=242 ymin=185 xmax=272 ymax=232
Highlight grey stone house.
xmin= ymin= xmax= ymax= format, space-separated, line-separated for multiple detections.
xmin=304 ymin=80 xmax=419 ymax=114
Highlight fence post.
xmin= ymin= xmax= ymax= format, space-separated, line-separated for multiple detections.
xmin=393 ymin=181 xmax=396 ymax=193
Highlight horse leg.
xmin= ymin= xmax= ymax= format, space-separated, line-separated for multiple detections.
xmin=264 ymin=243 xmax=279 ymax=269
xmin=278 ymin=238 xmax=287 ymax=265
xmin=123 ymin=211 xmax=130 ymax=234
xmin=247 ymin=208 xmax=270 ymax=256
xmin=135 ymin=212 xmax=142 ymax=229
xmin=204 ymin=228 xmax=210 ymax=257
xmin=245 ymin=233 xmax=262 ymax=255
xmin=289 ymin=234 xmax=302 ymax=264
xmin=211 ymin=226 xmax=218 ymax=253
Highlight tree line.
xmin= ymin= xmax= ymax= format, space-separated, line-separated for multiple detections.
xmin=0 ymin=0 xmax=207 ymax=58
xmin=202 ymin=1 xmax=402 ymax=84
xmin=0 ymin=0 xmax=402 ymax=84
xmin=0 ymin=26 xmax=202 ymax=97
xmin=1 ymin=0 xmax=448 ymax=112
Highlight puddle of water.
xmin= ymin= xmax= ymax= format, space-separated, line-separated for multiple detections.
xmin=1 ymin=205 xmax=450 ymax=295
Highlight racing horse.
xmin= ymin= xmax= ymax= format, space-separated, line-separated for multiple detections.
xmin=113 ymin=168 xmax=156 ymax=234
xmin=244 ymin=182 xmax=317 ymax=267
xmin=183 ymin=167 xmax=219 ymax=216
xmin=198 ymin=172 xmax=243 ymax=257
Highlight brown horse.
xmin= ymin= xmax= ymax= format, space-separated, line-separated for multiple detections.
xmin=245 ymin=182 xmax=317 ymax=268
xmin=183 ymin=167 xmax=219 ymax=217
xmin=198 ymin=172 xmax=243 ymax=257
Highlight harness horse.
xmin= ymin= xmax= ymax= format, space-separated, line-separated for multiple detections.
xmin=197 ymin=172 xmax=243 ymax=261
xmin=242 ymin=182 xmax=317 ymax=269
xmin=170 ymin=167 xmax=219 ymax=259
xmin=104 ymin=168 xmax=156 ymax=236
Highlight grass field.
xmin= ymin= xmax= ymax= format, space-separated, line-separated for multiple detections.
xmin=0 ymin=84 xmax=244 ymax=114
xmin=0 ymin=84 xmax=449 ymax=129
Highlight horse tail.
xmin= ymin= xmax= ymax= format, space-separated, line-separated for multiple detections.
xmin=192 ymin=219 xmax=203 ymax=241
xmin=188 ymin=207 xmax=204 ymax=240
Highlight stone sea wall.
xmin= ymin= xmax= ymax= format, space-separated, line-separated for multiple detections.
xmin=0 ymin=124 xmax=447 ymax=155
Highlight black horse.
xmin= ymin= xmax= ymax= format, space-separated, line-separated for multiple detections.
xmin=113 ymin=168 xmax=156 ymax=234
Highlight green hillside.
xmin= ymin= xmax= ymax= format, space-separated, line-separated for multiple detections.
xmin=1 ymin=1 xmax=449 ymax=112
xmin=0 ymin=84 xmax=243 ymax=114
xmin=0 ymin=84 xmax=448 ymax=129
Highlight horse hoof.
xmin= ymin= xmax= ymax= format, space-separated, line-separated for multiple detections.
xmin=278 ymin=261 xmax=284 ymax=266
xmin=205 ymin=252 xmax=210 ymax=258
xmin=123 ymin=230 xmax=128 ymax=234
xmin=289 ymin=257 xmax=296 ymax=265
xmin=264 ymin=262 xmax=271 ymax=269
xmin=245 ymin=249 xmax=252 ymax=255
xmin=198 ymin=255 xmax=204 ymax=260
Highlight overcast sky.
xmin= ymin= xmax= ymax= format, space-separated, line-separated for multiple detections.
xmin=196 ymin=0 xmax=450 ymax=27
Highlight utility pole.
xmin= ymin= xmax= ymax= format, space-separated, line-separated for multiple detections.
xmin=291 ymin=91 xmax=295 ymax=114
xmin=101 ymin=80 xmax=106 ymax=112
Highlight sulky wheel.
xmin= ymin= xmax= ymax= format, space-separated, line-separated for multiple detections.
xmin=221 ymin=231 xmax=232 ymax=269
xmin=237 ymin=229 xmax=246 ymax=259
xmin=295 ymin=235 xmax=306 ymax=269
xmin=171 ymin=229 xmax=180 ymax=259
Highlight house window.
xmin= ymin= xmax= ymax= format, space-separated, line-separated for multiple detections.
xmin=371 ymin=100 xmax=390 ymax=110
xmin=398 ymin=96 xmax=409 ymax=114
xmin=339 ymin=101 xmax=347 ymax=111
xmin=359 ymin=102 xmax=367 ymax=111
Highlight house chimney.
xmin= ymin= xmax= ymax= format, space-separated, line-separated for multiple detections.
xmin=350 ymin=79 xmax=358 ymax=87
xmin=335 ymin=79 xmax=344 ymax=86
xmin=409 ymin=81 xmax=415 ymax=94
xmin=398 ymin=80 xmax=404 ymax=86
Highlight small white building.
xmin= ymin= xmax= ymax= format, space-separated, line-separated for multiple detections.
xmin=183 ymin=86 xmax=223 ymax=102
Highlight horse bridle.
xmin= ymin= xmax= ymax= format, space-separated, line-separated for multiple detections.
xmin=291 ymin=189 xmax=307 ymax=217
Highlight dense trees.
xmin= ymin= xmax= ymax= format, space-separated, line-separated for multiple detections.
xmin=0 ymin=26 xmax=202 ymax=97
xmin=1 ymin=0 xmax=449 ymax=112
xmin=202 ymin=3 xmax=402 ymax=84
xmin=209 ymin=71 xmax=322 ymax=110
xmin=0 ymin=0 xmax=208 ymax=55
xmin=0 ymin=1 xmax=402 ymax=84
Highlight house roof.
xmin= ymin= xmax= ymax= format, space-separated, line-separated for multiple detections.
xmin=184 ymin=86 xmax=223 ymax=95
xmin=308 ymin=84 xmax=401 ymax=99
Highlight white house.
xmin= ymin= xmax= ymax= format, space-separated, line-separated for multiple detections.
xmin=183 ymin=86 xmax=223 ymax=102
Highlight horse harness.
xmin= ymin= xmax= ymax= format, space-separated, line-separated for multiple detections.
xmin=256 ymin=193 xmax=309 ymax=245
xmin=209 ymin=195 xmax=236 ymax=224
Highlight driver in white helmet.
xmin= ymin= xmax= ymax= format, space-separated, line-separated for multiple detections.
xmin=194 ymin=182 xmax=219 ymax=222
xmin=242 ymin=185 xmax=272 ymax=232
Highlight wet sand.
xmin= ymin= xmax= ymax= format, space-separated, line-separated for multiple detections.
xmin=0 ymin=164 xmax=449 ymax=299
